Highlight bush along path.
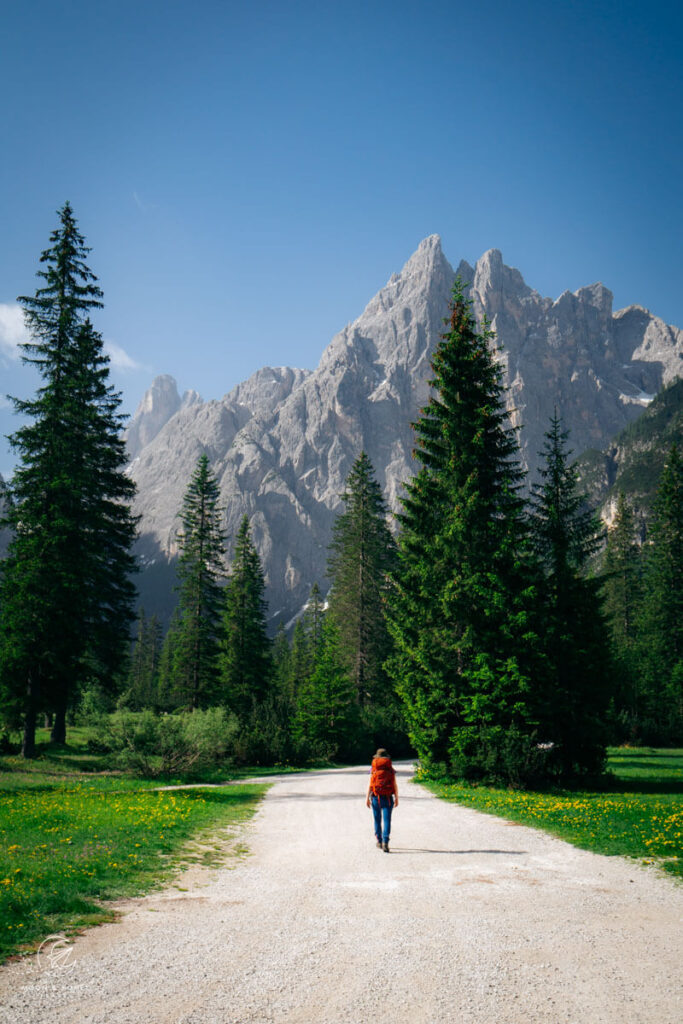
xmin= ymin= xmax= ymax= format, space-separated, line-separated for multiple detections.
xmin=0 ymin=763 xmax=681 ymax=1024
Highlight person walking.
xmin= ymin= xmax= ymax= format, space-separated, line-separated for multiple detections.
xmin=366 ymin=747 xmax=399 ymax=852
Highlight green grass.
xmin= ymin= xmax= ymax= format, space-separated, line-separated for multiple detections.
xmin=0 ymin=730 xmax=268 ymax=961
xmin=423 ymin=748 xmax=683 ymax=879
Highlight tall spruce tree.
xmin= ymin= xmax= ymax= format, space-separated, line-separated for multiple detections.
xmin=387 ymin=281 xmax=540 ymax=781
xmin=638 ymin=444 xmax=683 ymax=741
xmin=603 ymin=491 xmax=642 ymax=732
xmin=164 ymin=454 xmax=226 ymax=709
xmin=219 ymin=515 xmax=272 ymax=718
xmin=529 ymin=412 xmax=611 ymax=777
xmin=0 ymin=203 xmax=137 ymax=754
xmin=327 ymin=452 xmax=396 ymax=707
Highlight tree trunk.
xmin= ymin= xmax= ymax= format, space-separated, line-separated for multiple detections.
xmin=22 ymin=671 xmax=38 ymax=759
xmin=43 ymin=712 xmax=53 ymax=729
xmin=50 ymin=703 xmax=67 ymax=745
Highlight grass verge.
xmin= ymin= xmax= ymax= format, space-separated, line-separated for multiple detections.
xmin=0 ymin=732 xmax=268 ymax=962
xmin=422 ymin=748 xmax=683 ymax=880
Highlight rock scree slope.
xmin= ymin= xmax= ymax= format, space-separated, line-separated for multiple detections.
xmin=0 ymin=764 xmax=680 ymax=1024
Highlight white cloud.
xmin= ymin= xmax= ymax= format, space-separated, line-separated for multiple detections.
xmin=0 ymin=308 xmax=144 ymax=374
xmin=104 ymin=340 xmax=144 ymax=371
xmin=0 ymin=304 xmax=28 ymax=359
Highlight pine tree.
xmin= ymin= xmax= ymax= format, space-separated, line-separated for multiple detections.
xmin=638 ymin=444 xmax=683 ymax=741
xmin=290 ymin=619 xmax=310 ymax=695
xmin=293 ymin=617 xmax=359 ymax=761
xmin=284 ymin=583 xmax=325 ymax=701
xmin=529 ymin=412 xmax=612 ymax=777
xmin=387 ymin=281 xmax=540 ymax=781
xmin=167 ymin=454 xmax=226 ymax=709
xmin=0 ymin=203 xmax=137 ymax=755
xmin=157 ymin=609 xmax=182 ymax=711
xmin=327 ymin=452 xmax=396 ymax=707
xmin=220 ymin=515 xmax=272 ymax=719
xmin=603 ymin=492 xmax=642 ymax=733
xmin=272 ymin=624 xmax=293 ymax=698
xmin=302 ymin=582 xmax=325 ymax=664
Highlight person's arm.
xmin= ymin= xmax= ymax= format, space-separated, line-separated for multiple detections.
xmin=393 ymin=773 xmax=399 ymax=808
xmin=366 ymin=777 xmax=372 ymax=807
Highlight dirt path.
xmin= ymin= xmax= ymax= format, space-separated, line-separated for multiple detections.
xmin=1 ymin=763 xmax=681 ymax=1023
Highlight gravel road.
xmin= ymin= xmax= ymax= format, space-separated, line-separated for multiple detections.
xmin=1 ymin=763 xmax=681 ymax=1024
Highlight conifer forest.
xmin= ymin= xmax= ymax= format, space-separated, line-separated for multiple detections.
xmin=1 ymin=205 xmax=681 ymax=785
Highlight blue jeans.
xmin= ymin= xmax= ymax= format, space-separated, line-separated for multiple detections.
xmin=371 ymin=794 xmax=394 ymax=843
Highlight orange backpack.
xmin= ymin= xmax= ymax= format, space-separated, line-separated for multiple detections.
xmin=371 ymin=756 xmax=394 ymax=797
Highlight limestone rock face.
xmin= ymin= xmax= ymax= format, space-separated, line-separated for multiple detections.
xmin=125 ymin=375 xmax=202 ymax=460
xmin=128 ymin=237 xmax=683 ymax=626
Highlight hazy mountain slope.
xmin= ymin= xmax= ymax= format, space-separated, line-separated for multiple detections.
xmin=575 ymin=376 xmax=683 ymax=527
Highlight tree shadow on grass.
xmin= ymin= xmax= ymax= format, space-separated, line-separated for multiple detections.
xmin=177 ymin=787 xmax=269 ymax=806
xmin=599 ymin=776 xmax=683 ymax=795
xmin=588 ymin=750 xmax=683 ymax=795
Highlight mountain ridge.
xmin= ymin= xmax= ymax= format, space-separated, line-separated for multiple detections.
xmin=126 ymin=237 xmax=682 ymax=626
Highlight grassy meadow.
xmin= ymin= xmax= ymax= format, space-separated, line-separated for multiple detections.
xmin=0 ymin=727 xmax=268 ymax=961
xmin=424 ymin=748 xmax=683 ymax=879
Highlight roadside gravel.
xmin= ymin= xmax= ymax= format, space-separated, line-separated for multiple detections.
xmin=0 ymin=762 xmax=681 ymax=1024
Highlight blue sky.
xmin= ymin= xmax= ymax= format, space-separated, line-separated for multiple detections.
xmin=1 ymin=0 xmax=681 ymax=476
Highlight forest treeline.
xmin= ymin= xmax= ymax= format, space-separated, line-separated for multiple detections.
xmin=0 ymin=205 xmax=681 ymax=784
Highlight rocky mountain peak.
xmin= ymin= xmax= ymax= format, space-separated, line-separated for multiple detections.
xmin=317 ymin=237 xmax=455 ymax=380
xmin=402 ymin=233 xmax=444 ymax=271
xmin=182 ymin=388 xmax=202 ymax=408
xmin=126 ymin=375 xmax=184 ymax=459
xmin=575 ymin=282 xmax=613 ymax=318
xmin=469 ymin=249 xmax=535 ymax=320
xmin=353 ymin=234 xmax=451 ymax=323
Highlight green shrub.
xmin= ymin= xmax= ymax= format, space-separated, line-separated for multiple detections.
xmin=74 ymin=682 xmax=114 ymax=728
xmin=232 ymin=699 xmax=297 ymax=766
xmin=162 ymin=707 xmax=239 ymax=772
xmin=449 ymin=725 xmax=557 ymax=788
xmin=91 ymin=708 xmax=240 ymax=776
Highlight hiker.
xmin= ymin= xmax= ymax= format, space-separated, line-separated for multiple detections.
xmin=366 ymin=747 xmax=399 ymax=852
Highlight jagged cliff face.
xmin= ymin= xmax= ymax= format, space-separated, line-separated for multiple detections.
xmin=458 ymin=249 xmax=683 ymax=473
xmin=126 ymin=236 xmax=683 ymax=626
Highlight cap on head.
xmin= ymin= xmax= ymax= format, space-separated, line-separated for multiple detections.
xmin=374 ymin=747 xmax=388 ymax=759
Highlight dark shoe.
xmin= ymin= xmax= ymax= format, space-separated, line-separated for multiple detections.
xmin=382 ymin=841 xmax=389 ymax=853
